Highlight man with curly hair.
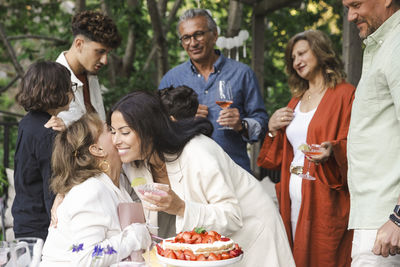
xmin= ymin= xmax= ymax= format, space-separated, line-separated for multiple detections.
xmin=55 ymin=10 xmax=121 ymax=127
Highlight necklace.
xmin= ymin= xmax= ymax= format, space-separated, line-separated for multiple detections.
xmin=305 ymin=87 xmax=326 ymax=101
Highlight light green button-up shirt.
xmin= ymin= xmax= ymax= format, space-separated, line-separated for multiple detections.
xmin=348 ymin=10 xmax=400 ymax=229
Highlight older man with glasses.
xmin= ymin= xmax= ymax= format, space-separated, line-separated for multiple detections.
xmin=159 ymin=8 xmax=268 ymax=174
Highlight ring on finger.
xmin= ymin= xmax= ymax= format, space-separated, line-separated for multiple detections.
xmin=281 ymin=116 xmax=284 ymax=121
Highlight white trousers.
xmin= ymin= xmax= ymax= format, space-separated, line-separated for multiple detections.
xmin=289 ymin=173 xmax=302 ymax=241
xmin=351 ymin=229 xmax=400 ymax=267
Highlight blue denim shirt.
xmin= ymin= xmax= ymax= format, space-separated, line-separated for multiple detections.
xmin=159 ymin=50 xmax=268 ymax=173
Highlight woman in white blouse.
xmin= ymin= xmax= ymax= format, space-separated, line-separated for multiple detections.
xmin=108 ymin=91 xmax=295 ymax=267
xmin=41 ymin=113 xmax=151 ymax=267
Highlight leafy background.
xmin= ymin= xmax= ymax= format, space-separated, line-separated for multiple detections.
xmin=0 ymin=0 xmax=344 ymax=170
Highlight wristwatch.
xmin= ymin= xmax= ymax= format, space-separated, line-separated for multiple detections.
xmin=389 ymin=213 xmax=400 ymax=227
xmin=394 ymin=205 xmax=400 ymax=217
xmin=239 ymin=120 xmax=248 ymax=135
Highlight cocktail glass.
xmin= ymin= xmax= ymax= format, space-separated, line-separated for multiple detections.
xmin=299 ymin=144 xmax=323 ymax=180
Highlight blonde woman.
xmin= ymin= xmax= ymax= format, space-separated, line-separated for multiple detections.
xmin=257 ymin=30 xmax=355 ymax=267
xmin=41 ymin=113 xmax=151 ymax=267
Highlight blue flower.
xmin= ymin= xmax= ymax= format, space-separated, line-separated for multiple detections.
xmin=72 ymin=243 xmax=84 ymax=252
xmin=104 ymin=245 xmax=117 ymax=255
xmin=92 ymin=245 xmax=104 ymax=257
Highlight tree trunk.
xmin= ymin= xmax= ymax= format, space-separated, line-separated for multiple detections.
xmin=238 ymin=0 xmax=302 ymax=15
xmin=147 ymin=0 xmax=169 ymax=84
xmin=121 ymin=0 xmax=140 ymax=77
xmin=342 ymin=7 xmax=362 ymax=87
xmin=227 ymin=0 xmax=242 ymax=36
xmin=249 ymin=13 xmax=266 ymax=179
xmin=0 ymin=23 xmax=24 ymax=78
xmin=143 ymin=0 xmax=183 ymax=71
xmin=75 ymin=0 xmax=86 ymax=13
xmin=99 ymin=0 xmax=118 ymax=86
xmin=226 ymin=0 xmax=243 ymax=60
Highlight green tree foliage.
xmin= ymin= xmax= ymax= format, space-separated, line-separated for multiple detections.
xmin=263 ymin=0 xmax=343 ymax=114
xmin=0 ymin=0 xmax=344 ymax=168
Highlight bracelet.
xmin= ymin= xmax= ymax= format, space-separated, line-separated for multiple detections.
xmin=394 ymin=205 xmax=400 ymax=217
xmin=389 ymin=213 xmax=400 ymax=227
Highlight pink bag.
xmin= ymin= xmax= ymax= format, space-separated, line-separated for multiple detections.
xmin=117 ymin=202 xmax=146 ymax=262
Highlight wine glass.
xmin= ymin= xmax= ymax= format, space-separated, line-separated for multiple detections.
xmin=299 ymin=144 xmax=323 ymax=180
xmin=215 ymin=80 xmax=233 ymax=130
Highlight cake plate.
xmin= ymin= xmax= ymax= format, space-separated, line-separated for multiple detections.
xmin=156 ymin=252 xmax=243 ymax=267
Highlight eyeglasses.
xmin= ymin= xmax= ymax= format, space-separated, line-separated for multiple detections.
xmin=180 ymin=30 xmax=212 ymax=45
xmin=71 ymin=82 xmax=78 ymax=93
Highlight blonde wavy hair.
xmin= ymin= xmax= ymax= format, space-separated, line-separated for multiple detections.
xmin=51 ymin=113 xmax=104 ymax=195
xmin=285 ymin=30 xmax=346 ymax=98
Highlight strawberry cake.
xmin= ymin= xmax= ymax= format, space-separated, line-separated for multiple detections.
xmin=156 ymin=228 xmax=243 ymax=261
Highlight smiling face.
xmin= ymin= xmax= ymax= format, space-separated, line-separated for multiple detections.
xmin=178 ymin=16 xmax=217 ymax=63
xmin=111 ymin=111 xmax=144 ymax=163
xmin=292 ymin=40 xmax=319 ymax=81
xmin=97 ymin=123 xmax=121 ymax=168
xmin=342 ymin=0 xmax=387 ymax=39
xmin=75 ymin=36 xmax=111 ymax=74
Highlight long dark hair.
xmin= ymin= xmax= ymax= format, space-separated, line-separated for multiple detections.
xmin=107 ymin=91 xmax=213 ymax=163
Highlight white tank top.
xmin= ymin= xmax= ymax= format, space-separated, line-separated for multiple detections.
xmin=286 ymin=102 xmax=317 ymax=167
xmin=285 ymin=102 xmax=317 ymax=239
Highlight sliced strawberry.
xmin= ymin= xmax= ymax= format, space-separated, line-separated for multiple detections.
xmin=190 ymin=233 xmax=203 ymax=244
xmin=229 ymin=249 xmax=239 ymax=258
xmin=207 ymin=231 xmax=219 ymax=237
xmin=183 ymin=249 xmax=197 ymax=261
xmin=196 ymin=254 xmax=207 ymax=261
xmin=207 ymin=253 xmax=219 ymax=261
xmin=221 ymin=252 xmax=231 ymax=260
xmin=174 ymin=250 xmax=185 ymax=260
xmin=175 ymin=232 xmax=184 ymax=240
xmin=165 ymin=250 xmax=177 ymax=259
xmin=203 ymin=235 xmax=216 ymax=243
xmin=182 ymin=232 xmax=193 ymax=243
xmin=156 ymin=244 xmax=164 ymax=256
xmin=220 ymin=237 xmax=230 ymax=241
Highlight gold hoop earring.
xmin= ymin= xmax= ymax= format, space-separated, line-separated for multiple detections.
xmin=99 ymin=160 xmax=110 ymax=172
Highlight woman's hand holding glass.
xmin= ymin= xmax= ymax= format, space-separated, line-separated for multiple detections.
xmin=306 ymin=141 xmax=332 ymax=164
xmin=268 ymin=107 xmax=295 ymax=135
xmin=139 ymin=183 xmax=185 ymax=217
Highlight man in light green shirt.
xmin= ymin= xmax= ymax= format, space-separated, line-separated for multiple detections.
xmin=343 ymin=0 xmax=400 ymax=265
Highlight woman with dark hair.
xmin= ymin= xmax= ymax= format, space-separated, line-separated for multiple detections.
xmin=12 ymin=61 xmax=73 ymax=240
xmin=109 ymin=91 xmax=295 ymax=267
xmin=257 ymin=30 xmax=355 ymax=267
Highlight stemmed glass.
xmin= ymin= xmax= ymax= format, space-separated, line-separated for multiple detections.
xmin=299 ymin=144 xmax=323 ymax=180
xmin=215 ymin=80 xmax=233 ymax=130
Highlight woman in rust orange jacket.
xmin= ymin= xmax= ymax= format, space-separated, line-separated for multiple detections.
xmin=257 ymin=30 xmax=355 ymax=267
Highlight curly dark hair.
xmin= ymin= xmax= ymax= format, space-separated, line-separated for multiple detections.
xmin=285 ymin=30 xmax=346 ymax=98
xmin=16 ymin=61 xmax=73 ymax=112
xmin=72 ymin=10 xmax=121 ymax=49
xmin=158 ymin=85 xmax=199 ymax=120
